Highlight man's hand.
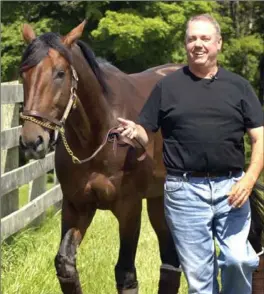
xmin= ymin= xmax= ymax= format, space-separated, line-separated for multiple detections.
xmin=117 ymin=117 xmax=138 ymax=139
xmin=227 ymin=175 xmax=255 ymax=208
xmin=117 ymin=117 xmax=149 ymax=146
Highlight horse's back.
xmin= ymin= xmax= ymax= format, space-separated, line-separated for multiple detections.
xmin=129 ymin=63 xmax=183 ymax=99
xmin=101 ymin=63 xmax=184 ymax=198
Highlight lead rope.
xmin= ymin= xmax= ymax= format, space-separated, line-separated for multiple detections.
xmin=59 ymin=126 xmax=118 ymax=164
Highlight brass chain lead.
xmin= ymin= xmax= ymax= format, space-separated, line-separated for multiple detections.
xmin=20 ymin=113 xmax=82 ymax=164
xmin=58 ymin=127 xmax=81 ymax=164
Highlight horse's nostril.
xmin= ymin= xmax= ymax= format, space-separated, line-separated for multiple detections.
xmin=19 ymin=135 xmax=44 ymax=152
xmin=35 ymin=136 xmax=44 ymax=148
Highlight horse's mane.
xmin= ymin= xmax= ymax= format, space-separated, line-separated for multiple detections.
xmin=76 ymin=40 xmax=108 ymax=94
xmin=20 ymin=32 xmax=108 ymax=94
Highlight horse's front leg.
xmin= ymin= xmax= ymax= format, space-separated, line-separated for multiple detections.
xmin=147 ymin=197 xmax=182 ymax=294
xmin=54 ymin=198 xmax=96 ymax=294
xmin=113 ymin=197 xmax=142 ymax=294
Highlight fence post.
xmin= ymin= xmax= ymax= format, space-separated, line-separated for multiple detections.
xmin=28 ymin=172 xmax=47 ymax=225
xmin=53 ymin=168 xmax=62 ymax=211
xmin=1 ymin=102 xmax=19 ymax=217
xmin=29 ymin=174 xmax=46 ymax=201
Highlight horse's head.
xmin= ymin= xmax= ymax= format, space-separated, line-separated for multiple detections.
xmin=19 ymin=21 xmax=86 ymax=160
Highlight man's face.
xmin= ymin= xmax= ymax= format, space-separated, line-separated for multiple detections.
xmin=185 ymin=20 xmax=222 ymax=68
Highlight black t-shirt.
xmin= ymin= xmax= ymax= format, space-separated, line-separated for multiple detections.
xmin=138 ymin=66 xmax=263 ymax=173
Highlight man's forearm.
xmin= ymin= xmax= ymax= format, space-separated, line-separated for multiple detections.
xmin=244 ymin=139 xmax=264 ymax=183
xmin=135 ymin=124 xmax=149 ymax=146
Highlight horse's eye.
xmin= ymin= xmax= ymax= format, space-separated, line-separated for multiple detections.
xmin=56 ymin=70 xmax=65 ymax=79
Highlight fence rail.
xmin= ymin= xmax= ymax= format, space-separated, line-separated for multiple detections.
xmin=1 ymin=185 xmax=62 ymax=240
xmin=1 ymin=83 xmax=62 ymax=241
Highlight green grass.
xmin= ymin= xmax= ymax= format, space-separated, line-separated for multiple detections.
xmin=19 ymin=184 xmax=29 ymax=208
xmin=19 ymin=182 xmax=55 ymax=208
xmin=1 ymin=201 xmax=188 ymax=294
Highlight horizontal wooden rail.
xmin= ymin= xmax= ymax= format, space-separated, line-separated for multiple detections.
xmin=1 ymin=184 xmax=62 ymax=241
xmin=1 ymin=126 xmax=22 ymax=149
xmin=1 ymin=84 xmax=23 ymax=104
xmin=1 ymin=152 xmax=55 ymax=197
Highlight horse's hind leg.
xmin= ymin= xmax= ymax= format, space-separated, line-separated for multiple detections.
xmin=113 ymin=198 xmax=142 ymax=294
xmin=147 ymin=197 xmax=181 ymax=294
xmin=54 ymin=198 xmax=96 ymax=294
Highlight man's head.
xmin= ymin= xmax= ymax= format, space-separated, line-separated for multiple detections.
xmin=185 ymin=14 xmax=222 ymax=71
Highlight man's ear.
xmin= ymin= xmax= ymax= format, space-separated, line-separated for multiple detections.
xmin=217 ymin=36 xmax=222 ymax=52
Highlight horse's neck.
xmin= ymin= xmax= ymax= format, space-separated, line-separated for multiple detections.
xmin=67 ymin=46 xmax=112 ymax=149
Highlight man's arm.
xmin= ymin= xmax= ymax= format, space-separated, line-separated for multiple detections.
xmin=245 ymin=126 xmax=264 ymax=182
xmin=228 ymin=126 xmax=264 ymax=208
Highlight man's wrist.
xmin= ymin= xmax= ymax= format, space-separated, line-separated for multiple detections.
xmin=244 ymin=171 xmax=258 ymax=184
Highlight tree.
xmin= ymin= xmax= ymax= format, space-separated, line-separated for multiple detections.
xmin=91 ymin=1 xmax=220 ymax=72
xmin=1 ymin=0 xmax=263 ymax=97
xmin=1 ymin=1 xmax=88 ymax=81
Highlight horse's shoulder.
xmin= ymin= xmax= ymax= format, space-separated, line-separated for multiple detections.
xmin=148 ymin=64 xmax=183 ymax=77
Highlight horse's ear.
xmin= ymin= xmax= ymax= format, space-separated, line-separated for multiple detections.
xmin=22 ymin=24 xmax=36 ymax=43
xmin=62 ymin=20 xmax=87 ymax=46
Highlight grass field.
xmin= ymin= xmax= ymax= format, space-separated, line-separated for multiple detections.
xmin=1 ymin=201 xmax=188 ymax=294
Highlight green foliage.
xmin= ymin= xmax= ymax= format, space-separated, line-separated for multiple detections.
xmin=1 ymin=1 xmax=88 ymax=82
xmin=1 ymin=1 xmax=263 ymax=101
xmin=1 ymin=18 xmax=57 ymax=81
xmin=219 ymin=35 xmax=263 ymax=88
xmin=91 ymin=1 xmax=222 ymax=71
xmin=244 ymin=134 xmax=252 ymax=167
xmin=92 ymin=10 xmax=174 ymax=70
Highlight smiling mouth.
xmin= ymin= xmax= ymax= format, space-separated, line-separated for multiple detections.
xmin=193 ymin=52 xmax=205 ymax=57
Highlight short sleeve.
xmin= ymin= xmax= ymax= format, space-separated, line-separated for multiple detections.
xmin=242 ymin=82 xmax=264 ymax=128
xmin=137 ymin=83 xmax=161 ymax=132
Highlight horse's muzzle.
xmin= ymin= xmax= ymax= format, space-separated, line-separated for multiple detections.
xmin=19 ymin=135 xmax=47 ymax=160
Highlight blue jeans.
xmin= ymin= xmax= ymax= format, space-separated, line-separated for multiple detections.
xmin=164 ymin=172 xmax=259 ymax=294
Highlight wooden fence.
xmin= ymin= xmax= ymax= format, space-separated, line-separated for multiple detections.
xmin=1 ymin=83 xmax=62 ymax=241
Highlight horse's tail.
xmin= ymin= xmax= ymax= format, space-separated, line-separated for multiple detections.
xmin=249 ymin=180 xmax=264 ymax=252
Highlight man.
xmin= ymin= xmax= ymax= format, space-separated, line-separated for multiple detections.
xmin=117 ymin=14 xmax=263 ymax=294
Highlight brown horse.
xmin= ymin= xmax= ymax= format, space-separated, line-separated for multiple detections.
xmin=19 ymin=22 xmax=183 ymax=294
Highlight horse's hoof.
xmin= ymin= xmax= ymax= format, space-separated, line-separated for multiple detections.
xmin=158 ymin=264 xmax=182 ymax=294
